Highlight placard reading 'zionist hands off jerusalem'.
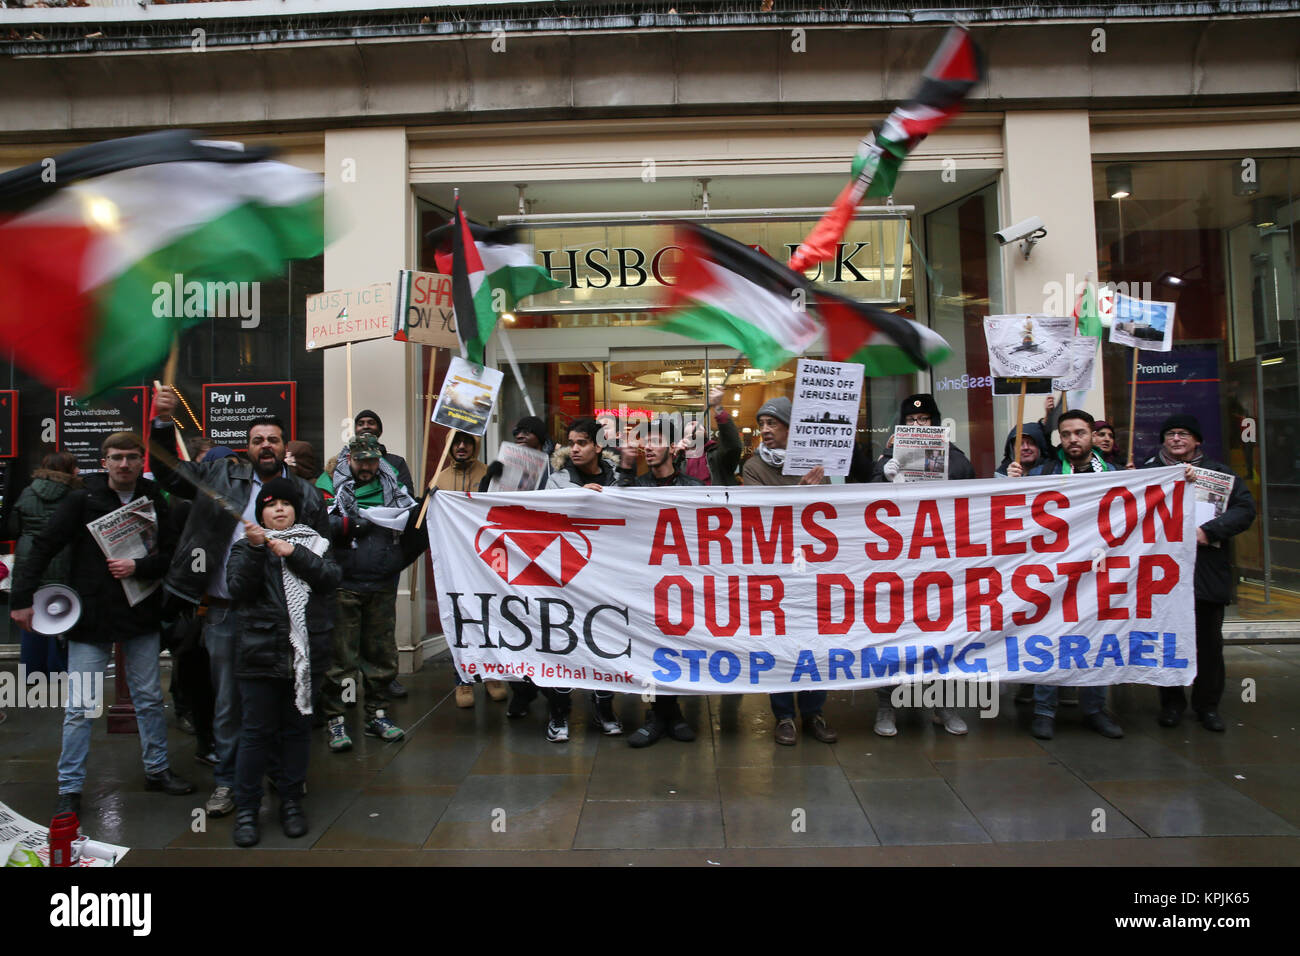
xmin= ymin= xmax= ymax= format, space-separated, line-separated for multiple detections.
xmin=782 ymin=358 xmax=864 ymax=477
xmin=983 ymin=314 xmax=1075 ymax=379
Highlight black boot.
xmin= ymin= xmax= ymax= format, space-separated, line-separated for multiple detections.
xmin=280 ymin=800 xmax=308 ymax=838
xmin=144 ymin=768 xmax=195 ymax=795
xmin=233 ymin=809 xmax=260 ymax=847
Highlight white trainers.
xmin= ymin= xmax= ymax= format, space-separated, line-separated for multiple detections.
xmin=546 ymin=715 xmax=570 ymax=743
xmin=934 ymin=708 xmax=969 ymax=735
xmin=874 ymin=705 xmax=898 ymax=737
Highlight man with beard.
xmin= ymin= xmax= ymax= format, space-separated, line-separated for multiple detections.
xmin=1006 ymin=409 xmax=1124 ymax=741
xmin=151 ymin=387 xmax=331 ymax=820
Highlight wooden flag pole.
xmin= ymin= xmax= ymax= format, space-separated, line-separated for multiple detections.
xmin=345 ymin=341 xmax=354 ymax=423
xmin=1013 ymin=378 xmax=1028 ymax=473
xmin=1127 ymin=346 xmax=1139 ymax=466
xmin=153 ymin=381 xmax=191 ymax=461
xmin=414 ymin=427 xmax=457 ymax=530
xmin=409 ymin=351 xmax=440 ymax=604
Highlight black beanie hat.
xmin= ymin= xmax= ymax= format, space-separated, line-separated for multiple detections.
xmin=900 ymin=393 xmax=941 ymax=425
xmin=1159 ymin=413 xmax=1203 ymax=443
xmin=354 ymin=409 xmax=383 ymax=436
xmin=512 ymin=415 xmax=547 ymax=446
xmin=256 ymin=476 xmax=302 ymax=526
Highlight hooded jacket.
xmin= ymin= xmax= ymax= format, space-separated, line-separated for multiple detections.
xmin=11 ymin=474 xmax=176 ymax=644
xmin=433 ymin=434 xmax=488 ymax=492
xmin=616 ymin=463 xmax=704 ymax=489
xmin=546 ymin=446 xmax=620 ymax=488
xmin=1140 ymin=453 xmax=1257 ymax=604
xmin=994 ymin=423 xmax=1054 ymax=476
xmin=8 ymin=468 xmax=81 ymax=588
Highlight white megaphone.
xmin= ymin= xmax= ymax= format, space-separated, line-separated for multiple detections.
xmin=31 ymin=584 xmax=82 ymax=636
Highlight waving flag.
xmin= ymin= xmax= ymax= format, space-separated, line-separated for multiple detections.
xmin=658 ymin=223 xmax=950 ymax=376
xmin=788 ymin=26 xmax=984 ymax=275
xmin=436 ymin=200 xmax=498 ymax=363
xmin=0 ymin=130 xmax=324 ymax=396
xmin=657 ymin=222 xmax=820 ymax=371
xmin=427 ymin=221 xmax=563 ymax=324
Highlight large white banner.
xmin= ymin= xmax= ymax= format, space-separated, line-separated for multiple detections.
xmin=428 ymin=468 xmax=1198 ymax=695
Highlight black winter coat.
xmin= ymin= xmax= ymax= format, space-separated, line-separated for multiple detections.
xmin=615 ymin=467 xmax=705 ymax=488
xmin=1141 ymin=456 xmax=1256 ymax=604
xmin=150 ymin=421 xmax=331 ymax=607
xmin=10 ymin=474 xmax=176 ymax=644
xmin=225 ymin=537 xmax=342 ymax=680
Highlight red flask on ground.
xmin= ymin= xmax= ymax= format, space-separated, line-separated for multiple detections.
xmin=48 ymin=812 xmax=79 ymax=867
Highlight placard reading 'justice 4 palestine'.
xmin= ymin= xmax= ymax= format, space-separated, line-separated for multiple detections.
xmin=203 ymin=382 xmax=296 ymax=450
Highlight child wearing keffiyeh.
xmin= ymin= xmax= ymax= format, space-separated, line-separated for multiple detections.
xmin=226 ymin=477 xmax=340 ymax=849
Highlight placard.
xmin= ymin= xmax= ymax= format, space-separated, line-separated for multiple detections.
xmin=489 ymin=443 xmax=551 ymax=492
xmin=991 ymin=377 xmax=1053 ymax=396
xmin=393 ymin=270 xmax=461 ymax=351
xmin=55 ymin=387 xmax=148 ymax=473
xmin=1052 ymin=336 xmax=1098 ymax=392
xmin=1109 ymin=292 xmax=1176 ymax=352
xmin=892 ymin=425 xmax=949 ymax=482
xmin=0 ymin=391 xmax=16 ymax=459
xmin=984 ymin=314 xmax=1074 ymax=379
xmin=782 ymin=358 xmax=863 ymax=477
xmin=305 ymin=282 xmax=393 ymax=350
xmin=431 ymin=357 xmax=503 ymax=437
xmin=203 ymin=382 xmax=296 ymax=451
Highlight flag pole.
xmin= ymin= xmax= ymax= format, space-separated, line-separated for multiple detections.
xmin=415 ymin=428 xmax=456 ymax=530
xmin=1014 ymin=379 xmax=1028 ymax=472
xmin=345 ymin=341 xmax=354 ymax=423
xmin=409 ymin=349 xmax=439 ymax=605
xmin=153 ymin=381 xmax=191 ymax=462
xmin=1127 ymin=346 xmax=1139 ymax=466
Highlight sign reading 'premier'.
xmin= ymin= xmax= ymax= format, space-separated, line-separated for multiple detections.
xmin=429 ymin=469 xmax=1198 ymax=696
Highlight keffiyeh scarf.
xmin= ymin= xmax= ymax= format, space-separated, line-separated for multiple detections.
xmin=330 ymin=454 xmax=416 ymax=519
xmin=758 ymin=444 xmax=787 ymax=468
xmin=267 ymin=523 xmax=330 ymax=716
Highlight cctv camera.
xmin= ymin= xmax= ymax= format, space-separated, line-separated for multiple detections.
xmin=995 ymin=216 xmax=1047 ymax=246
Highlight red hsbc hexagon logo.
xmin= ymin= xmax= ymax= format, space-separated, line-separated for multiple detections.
xmin=474 ymin=505 xmax=626 ymax=587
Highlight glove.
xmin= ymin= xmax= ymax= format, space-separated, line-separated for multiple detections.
xmin=883 ymin=458 xmax=901 ymax=481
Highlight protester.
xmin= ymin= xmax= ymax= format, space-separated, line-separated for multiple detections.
xmin=150 ymin=386 xmax=330 ymax=820
xmin=226 ymin=477 xmax=341 ymax=847
xmin=994 ymin=422 xmax=1052 ymax=477
xmin=871 ymin=394 xmax=972 ymax=737
xmin=320 ymin=433 xmax=416 ymax=749
xmin=433 ymin=433 xmax=488 ymax=494
xmin=1005 ymin=409 xmax=1125 ymax=740
xmin=353 ymin=409 xmax=414 ymax=493
xmin=1091 ymin=421 xmax=1127 ymax=468
xmin=7 ymin=451 xmax=80 ymax=679
xmin=1142 ymin=414 xmax=1256 ymax=733
xmin=539 ymin=417 xmax=623 ymax=740
xmin=285 ymin=440 xmax=321 ymax=483
xmin=873 ymin=393 xmax=976 ymax=482
xmin=674 ymin=386 xmax=742 ymax=486
xmin=618 ymin=425 xmax=703 ymax=747
xmin=10 ymin=432 xmax=191 ymax=815
xmin=739 ymin=397 xmax=836 ymax=745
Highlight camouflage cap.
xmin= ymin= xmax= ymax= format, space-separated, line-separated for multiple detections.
xmin=348 ymin=432 xmax=383 ymax=460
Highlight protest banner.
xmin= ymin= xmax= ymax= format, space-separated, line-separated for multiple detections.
xmin=86 ymin=497 xmax=160 ymax=607
xmin=983 ymin=314 xmax=1075 ymax=379
xmin=393 ymin=269 xmax=461 ymax=352
xmin=783 ymin=358 xmax=864 ymax=477
xmin=1109 ymin=292 xmax=1176 ymax=352
xmin=489 ymin=442 xmax=551 ymax=492
xmin=305 ymin=282 xmax=393 ymax=351
xmin=892 ymin=425 xmax=949 ymax=482
xmin=429 ymin=468 xmax=1198 ymax=696
xmin=202 ymin=381 xmax=295 ymax=450
xmin=431 ymin=356 xmax=503 ymax=437
xmin=1052 ymin=336 xmax=1098 ymax=393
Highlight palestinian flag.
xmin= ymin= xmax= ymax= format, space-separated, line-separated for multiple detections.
xmin=657 ymin=222 xmax=821 ymax=371
xmin=440 ymin=200 xmax=495 ymax=363
xmin=0 ymin=130 xmax=324 ymax=396
xmin=427 ymin=221 xmax=564 ymax=324
xmin=817 ymin=290 xmax=951 ymax=377
xmin=1073 ymin=278 xmax=1109 ymax=340
xmin=788 ymin=27 xmax=984 ymax=274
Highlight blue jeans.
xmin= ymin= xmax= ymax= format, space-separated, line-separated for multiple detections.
xmin=770 ymin=691 xmax=827 ymax=720
xmin=203 ymin=606 xmax=241 ymax=788
xmin=1034 ymin=684 xmax=1106 ymax=719
xmin=58 ymin=635 xmax=169 ymax=794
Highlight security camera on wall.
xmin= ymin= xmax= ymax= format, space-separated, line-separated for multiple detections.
xmin=995 ymin=216 xmax=1047 ymax=259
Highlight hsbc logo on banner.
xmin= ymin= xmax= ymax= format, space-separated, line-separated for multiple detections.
xmin=474 ymin=505 xmax=626 ymax=587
